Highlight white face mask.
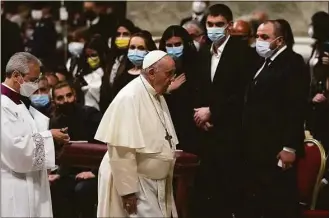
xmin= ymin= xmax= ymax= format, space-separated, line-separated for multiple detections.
xmin=308 ymin=26 xmax=314 ymax=38
xmin=192 ymin=1 xmax=207 ymax=14
xmin=193 ymin=40 xmax=201 ymax=51
xmin=256 ymin=40 xmax=276 ymax=59
xmin=68 ymin=42 xmax=84 ymax=56
xmin=31 ymin=10 xmax=43 ymax=20
xmin=19 ymin=81 xmax=39 ymax=97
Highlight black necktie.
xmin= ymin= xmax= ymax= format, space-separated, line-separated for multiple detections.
xmin=245 ymin=59 xmax=272 ymax=103
xmin=255 ymin=58 xmax=272 ymax=79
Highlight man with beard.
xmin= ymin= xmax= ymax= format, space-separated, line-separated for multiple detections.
xmin=49 ymin=81 xmax=103 ymax=218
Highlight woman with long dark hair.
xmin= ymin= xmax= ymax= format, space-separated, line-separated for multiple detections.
xmin=112 ymin=30 xmax=157 ymax=99
xmin=107 ymin=19 xmax=138 ymax=90
xmin=306 ymin=11 xmax=329 ymax=152
xmin=159 ymin=25 xmax=201 ymax=153
xmin=74 ymin=34 xmax=111 ymax=113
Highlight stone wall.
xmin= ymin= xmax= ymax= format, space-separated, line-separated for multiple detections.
xmin=126 ymin=1 xmax=328 ymax=36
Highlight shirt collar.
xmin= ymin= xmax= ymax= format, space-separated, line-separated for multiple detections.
xmin=2 ymin=83 xmax=18 ymax=93
xmin=210 ymin=35 xmax=231 ymax=57
xmin=1 ymin=83 xmax=21 ymax=104
xmin=269 ymin=45 xmax=287 ymax=61
xmin=140 ymin=75 xmax=157 ymax=96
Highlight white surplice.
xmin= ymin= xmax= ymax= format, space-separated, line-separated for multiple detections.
xmin=1 ymin=95 xmax=55 ymax=217
xmin=95 ymin=75 xmax=179 ymax=218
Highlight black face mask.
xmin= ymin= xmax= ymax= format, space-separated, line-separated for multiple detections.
xmin=84 ymin=10 xmax=97 ymax=21
xmin=57 ymin=102 xmax=76 ymax=115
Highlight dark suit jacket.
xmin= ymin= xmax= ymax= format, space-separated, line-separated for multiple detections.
xmin=243 ymin=48 xmax=308 ymax=166
xmin=196 ymin=36 xmax=260 ymax=148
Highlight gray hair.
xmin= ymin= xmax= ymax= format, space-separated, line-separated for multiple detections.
xmin=5 ymin=52 xmax=41 ymax=77
xmin=182 ymin=20 xmax=205 ymax=35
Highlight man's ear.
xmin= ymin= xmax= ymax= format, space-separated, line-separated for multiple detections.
xmin=148 ymin=68 xmax=156 ymax=80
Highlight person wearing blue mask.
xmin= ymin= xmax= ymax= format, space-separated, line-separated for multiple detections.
xmin=112 ymin=30 xmax=157 ymax=99
xmin=30 ymin=76 xmax=52 ymax=117
xmin=159 ymin=25 xmax=203 ymax=156
xmin=242 ymin=20 xmax=308 ymax=218
xmin=191 ymin=4 xmax=259 ymax=218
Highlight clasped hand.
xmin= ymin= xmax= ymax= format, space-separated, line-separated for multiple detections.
xmin=194 ymin=107 xmax=213 ymax=131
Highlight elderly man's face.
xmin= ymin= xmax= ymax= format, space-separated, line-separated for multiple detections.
xmin=150 ymin=56 xmax=176 ymax=94
xmin=185 ymin=25 xmax=205 ymax=44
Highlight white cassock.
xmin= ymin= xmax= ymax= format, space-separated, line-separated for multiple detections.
xmin=95 ymin=75 xmax=179 ymax=218
xmin=1 ymin=94 xmax=55 ymax=217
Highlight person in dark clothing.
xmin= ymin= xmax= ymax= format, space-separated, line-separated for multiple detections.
xmin=191 ymin=4 xmax=259 ymax=218
xmin=241 ymin=20 xmax=309 ymax=218
xmin=158 ymin=25 xmax=202 ymax=154
xmin=306 ymin=11 xmax=329 ymax=152
xmin=30 ymin=3 xmax=57 ymax=66
xmin=49 ymin=81 xmax=102 ymax=218
xmin=83 ymin=1 xmax=117 ymax=42
xmin=112 ymin=30 xmax=157 ymax=99
xmin=1 ymin=3 xmax=24 ymax=81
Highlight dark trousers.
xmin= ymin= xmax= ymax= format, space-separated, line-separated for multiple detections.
xmin=51 ymin=175 xmax=97 ymax=218
xmin=240 ymin=163 xmax=300 ymax=218
xmin=190 ymin=138 xmax=243 ymax=218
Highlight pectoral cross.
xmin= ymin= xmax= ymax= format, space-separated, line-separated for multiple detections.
xmin=165 ymin=130 xmax=173 ymax=148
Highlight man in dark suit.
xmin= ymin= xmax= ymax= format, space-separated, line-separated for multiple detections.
xmin=180 ymin=1 xmax=209 ymax=30
xmin=192 ymin=4 xmax=259 ymax=218
xmin=241 ymin=20 xmax=309 ymax=218
xmin=49 ymin=81 xmax=102 ymax=218
xmin=83 ymin=1 xmax=117 ymax=42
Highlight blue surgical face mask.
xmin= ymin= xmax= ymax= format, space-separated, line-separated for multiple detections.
xmin=30 ymin=94 xmax=50 ymax=107
xmin=255 ymin=37 xmax=280 ymax=58
xmin=207 ymin=26 xmax=227 ymax=42
xmin=166 ymin=45 xmax=184 ymax=60
xmin=127 ymin=49 xmax=148 ymax=66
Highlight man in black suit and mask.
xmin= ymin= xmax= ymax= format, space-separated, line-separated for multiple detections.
xmin=192 ymin=4 xmax=259 ymax=218
xmin=241 ymin=20 xmax=309 ymax=218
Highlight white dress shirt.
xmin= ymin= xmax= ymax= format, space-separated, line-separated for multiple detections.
xmin=210 ymin=35 xmax=230 ymax=82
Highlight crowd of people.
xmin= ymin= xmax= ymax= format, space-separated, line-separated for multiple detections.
xmin=1 ymin=1 xmax=329 ymax=218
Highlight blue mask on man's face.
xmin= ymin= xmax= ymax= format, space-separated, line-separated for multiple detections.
xmin=127 ymin=49 xmax=148 ymax=66
xmin=166 ymin=45 xmax=184 ymax=60
xmin=30 ymin=94 xmax=50 ymax=107
xmin=207 ymin=26 xmax=227 ymax=42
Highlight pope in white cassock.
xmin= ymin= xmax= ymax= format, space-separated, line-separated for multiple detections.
xmin=95 ymin=50 xmax=179 ymax=217
xmin=1 ymin=52 xmax=70 ymax=217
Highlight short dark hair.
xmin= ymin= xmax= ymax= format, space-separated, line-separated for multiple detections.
xmin=276 ymin=19 xmax=295 ymax=50
xmin=208 ymin=4 xmax=233 ymax=22
xmin=52 ymin=81 xmax=74 ymax=99
xmin=264 ymin=20 xmax=283 ymax=38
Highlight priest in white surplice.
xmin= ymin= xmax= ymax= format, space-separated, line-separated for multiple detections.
xmin=95 ymin=50 xmax=179 ymax=217
xmin=1 ymin=52 xmax=70 ymax=217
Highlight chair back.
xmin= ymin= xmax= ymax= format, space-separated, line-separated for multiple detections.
xmin=59 ymin=143 xmax=108 ymax=169
xmin=297 ymin=138 xmax=326 ymax=209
